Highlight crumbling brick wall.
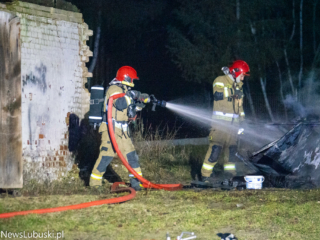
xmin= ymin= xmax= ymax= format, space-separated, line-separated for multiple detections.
xmin=0 ymin=1 xmax=92 ymax=183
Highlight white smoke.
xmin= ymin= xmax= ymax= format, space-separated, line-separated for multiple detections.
xmin=283 ymin=70 xmax=320 ymax=119
xmin=283 ymin=94 xmax=307 ymax=117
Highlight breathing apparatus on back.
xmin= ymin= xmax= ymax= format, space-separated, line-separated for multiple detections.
xmin=88 ymin=85 xmax=105 ymax=129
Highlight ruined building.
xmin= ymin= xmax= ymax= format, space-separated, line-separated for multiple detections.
xmin=0 ymin=1 xmax=92 ymax=188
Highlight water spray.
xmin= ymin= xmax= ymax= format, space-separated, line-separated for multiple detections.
xmin=165 ymin=102 xmax=279 ymax=143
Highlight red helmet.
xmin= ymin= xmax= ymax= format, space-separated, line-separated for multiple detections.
xmin=115 ymin=66 xmax=139 ymax=87
xmin=229 ymin=60 xmax=250 ymax=79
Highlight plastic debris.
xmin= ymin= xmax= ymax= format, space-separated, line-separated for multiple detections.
xmin=217 ymin=233 xmax=238 ymax=240
xmin=177 ymin=232 xmax=197 ymax=240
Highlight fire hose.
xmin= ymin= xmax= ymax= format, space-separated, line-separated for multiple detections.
xmin=0 ymin=182 xmax=135 ymax=219
xmin=108 ymin=93 xmax=183 ymax=191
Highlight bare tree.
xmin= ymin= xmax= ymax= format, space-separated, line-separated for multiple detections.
xmin=260 ymin=77 xmax=275 ymax=122
xmin=307 ymin=0 xmax=319 ymax=102
xmin=284 ymin=0 xmax=296 ymax=96
xmin=276 ymin=60 xmax=288 ymax=121
xmin=298 ymin=0 xmax=304 ymax=96
xmin=313 ymin=0 xmax=319 ymax=54
xmin=244 ymin=81 xmax=257 ymax=121
xmin=236 ymin=0 xmax=240 ymax=20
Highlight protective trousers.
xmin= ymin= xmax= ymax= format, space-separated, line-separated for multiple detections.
xmin=90 ymin=125 xmax=142 ymax=187
xmin=201 ymin=121 xmax=239 ymax=178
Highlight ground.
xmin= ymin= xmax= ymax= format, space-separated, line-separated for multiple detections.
xmin=1 ymin=144 xmax=320 ymax=239
xmin=1 ymin=187 xmax=320 ymax=239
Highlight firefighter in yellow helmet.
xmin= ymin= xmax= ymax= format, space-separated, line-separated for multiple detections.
xmin=201 ymin=60 xmax=249 ymax=183
xmin=89 ymin=66 xmax=150 ymax=190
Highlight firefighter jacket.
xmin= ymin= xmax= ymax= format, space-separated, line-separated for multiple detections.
xmin=99 ymin=84 xmax=135 ymax=133
xmin=105 ymin=84 xmax=134 ymax=121
xmin=212 ymin=74 xmax=245 ymax=122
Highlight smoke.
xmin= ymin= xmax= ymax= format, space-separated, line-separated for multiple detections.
xmin=283 ymin=70 xmax=320 ymax=119
xmin=283 ymin=95 xmax=307 ymax=117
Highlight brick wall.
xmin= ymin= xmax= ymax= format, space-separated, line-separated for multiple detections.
xmin=0 ymin=1 xmax=92 ymax=182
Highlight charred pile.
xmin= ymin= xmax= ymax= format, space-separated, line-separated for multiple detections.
xmin=247 ymin=116 xmax=320 ymax=189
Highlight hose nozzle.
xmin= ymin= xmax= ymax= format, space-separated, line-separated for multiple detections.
xmin=150 ymin=95 xmax=166 ymax=111
xmin=155 ymin=100 xmax=166 ymax=108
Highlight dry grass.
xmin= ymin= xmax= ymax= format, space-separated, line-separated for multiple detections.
xmin=131 ymin=120 xmax=204 ymax=184
xmin=20 ymin=167 xmax=111 ymax=197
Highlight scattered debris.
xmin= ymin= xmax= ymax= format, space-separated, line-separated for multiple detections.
xmin=166 ymin=232 xmax=196 ymax=240
xmin=217 ymin=233 xmax=237 ymax=240
xmin=177 ymin=232 xmax=196 ymax=240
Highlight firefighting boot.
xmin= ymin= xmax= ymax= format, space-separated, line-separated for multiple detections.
xmin=202 ymin=176 xmax=210 ymax=183
xmin=130 ymin=178 xmax=143 ymax=191
xmin=89 ymin=174 xmax=103 ymax=187
xmin=202 ymin=172 xmax=223 ymax=185
xmin=223 ymin=171 xmax=235 ymax=180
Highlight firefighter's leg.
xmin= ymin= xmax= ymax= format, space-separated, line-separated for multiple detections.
xmin=202 ymin=144 xmax=223 ymax=178
xmin=115 ymin=128 xmax=143 ymax=190
xmin=90 ymin=130 xmax=115 ymax=187
xmin=201 ymin=128 xmax=224 ymax=178
xmin=223 ymin=123 xmax=239 ymax=177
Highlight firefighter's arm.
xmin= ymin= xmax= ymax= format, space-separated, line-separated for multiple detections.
xmin=126 ymin=90 xmax=150 ymax=104
xmin=108 ymin=93 xmax=132 ymax=111
xmin=113 ymin=91 xmax=150 ymax=112
xmin=134 ymin=94 xmax=150 ymax=112
xmin=212 ymin=79 xmax=225 ymax=101
xmin=107 ymin=86 xmax=133 ymax=111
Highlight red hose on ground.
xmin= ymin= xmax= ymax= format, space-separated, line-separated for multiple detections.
xmin=108 ymin=94 xmax=183 ymax=191
xmin=0 ymin=182 xmax=135 ymax=219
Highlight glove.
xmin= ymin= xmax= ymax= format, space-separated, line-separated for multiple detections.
xmin=136 ymin=102 xmax=146 ymax=111
xmin=234 ymin=89 xmax=244 ymax=99
xmin=237 ymin=128 xmax=244 ymax=135
xmin=126 ymin=90 xmax=141 ymax=100
xmin=138 ymin=93 xmax=150 ymax=103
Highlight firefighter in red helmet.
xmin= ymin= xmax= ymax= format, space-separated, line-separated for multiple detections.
xmin=90 ymin=66 xmax=150 ymax=190
xmin=201 ymin=60 xmax=250 ymax=183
